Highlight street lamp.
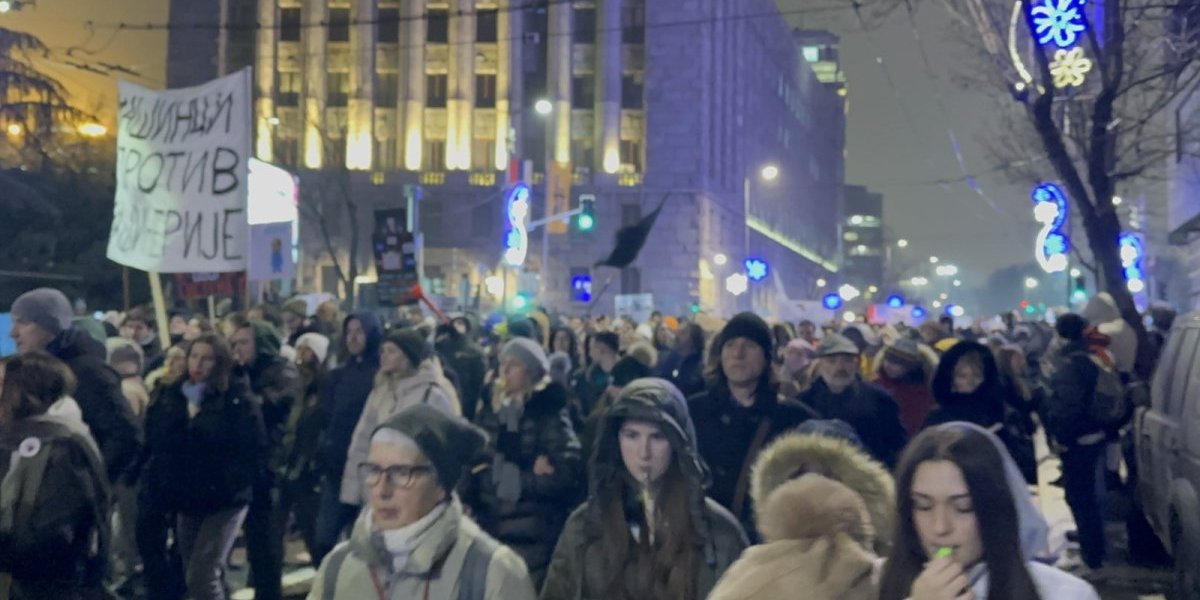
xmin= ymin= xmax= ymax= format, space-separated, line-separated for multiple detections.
xmin=534 ymin=99 xmax=553 ymax=115
xmin=713 ymin=253 xmax=728 ymax=266
xmin=897 ymin=239 xmax=909 ymax=248
xmin=816 ymin=278 xmax=827 ymax=288
xmin=0 ymin=1 xmax=12 ymax=13
xmin=929 ymin=256 xmax=940 ymax=264
xmin=1070 ymin=267 xmax=1082 ymax=278
xmin=1024 ymin=277 xmax=1039 ymax=289
xmin=935 ymin=264 xmax=959 ymax=277
xmin=5 ymin=123 xmax=22 ymax=137
xmin=953 ymin=279 xmax=962 ymax=287
xmin=760 ymin=164 xmax=780 ymax=181
xmin=77 ymin=122 xmax=108 ymax=137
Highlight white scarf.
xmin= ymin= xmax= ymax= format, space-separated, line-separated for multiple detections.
xmin=369 ymin=500 xmax=450 ymax=573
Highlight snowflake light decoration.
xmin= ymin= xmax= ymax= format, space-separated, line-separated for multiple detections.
xmin=744 ymin=258 xmax=769 ymax=282
xmin=1049 ymin=47 xmax=1093 ymax=88
xmin=1029 ymin=0 xmax=1087 ymax=48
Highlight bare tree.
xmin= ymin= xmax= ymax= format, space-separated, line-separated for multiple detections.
xmin=861 ymin=0 xmax=1199 ymax=377
xmin=294 ymin=124 xmax=363 ymax=308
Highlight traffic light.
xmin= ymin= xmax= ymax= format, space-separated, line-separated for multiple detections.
xmin=1071 ymin=276 xmax=1088 ymax=303
xmin=577 ymin=195 xmax=595 ymax=232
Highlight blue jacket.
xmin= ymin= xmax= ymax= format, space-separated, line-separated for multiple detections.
xmin=319 ymin=312 xmax=383 ymax=480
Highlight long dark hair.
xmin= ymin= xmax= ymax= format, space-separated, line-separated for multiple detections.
xmin=879 ymin=426 xmax=1041 ymax=600
xmin=186 ymin=334 xmax=235 ymax=394
xmin=0 ymin=353 xmax=76 ymax=424
xmin=550 ymin=326 xmax=581 ymax=369
xmin=595 ymin=455 xmax=697 ymax=600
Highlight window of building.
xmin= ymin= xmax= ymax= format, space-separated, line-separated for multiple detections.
xmin=476 ymin=9 xmax=498 ymax=42
xmin=621 ymin=75 xmax=642 ymax=109
xmin=619 ymin=139 xmax=641 ymax=171
xmin=327 ymin=72 xmax=349 ymax=106
xmin=571 ymin=139 xmax=594 ymax=172
xmin=374 ymin=138 xmax=397 ymax=170
xmin=621 ymin=2 xmax=645 ymax=44
xmin=280 ymin=8 xmax=302 ymax=42
xmin=276 ymin=71 xmax=301 ymax=106
xmin=427 ymin=74 xmax=448 ymax=107
xmin=475 ymin=74 xmax=497 ymax=108
xmin=427 ymin=9 xmax=449 ymax=43
xmin=472 ymin=139 xmax=495 ymax=171
xmin=328 ymin=8 xmax=350 ymax=42
xmin=423 ymin=139 xmax=446 ymax=170
xmin=377 ymin=8 xmax=400 ymax=43
xmin=574 ymin=7 xmax=596 ymax=44
xmin=803 ymin=46 xmax=820 ymax=63
xmin=375 ymin=72 xmax=399 ymax=107
xmin=275 ymin=138 xmax=299 ymax=167
xmin=843 ymin=231 xmax=859 ymax=242
xmin=572 ymin=76 xmax=594 ymax=109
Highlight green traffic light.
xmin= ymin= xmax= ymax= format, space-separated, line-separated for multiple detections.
xmin=577 ymin=213 xmax=595 ymax=231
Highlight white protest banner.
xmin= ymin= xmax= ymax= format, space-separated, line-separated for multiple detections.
xmin=614 ymin=293 xmax=654 ymax=324
xmin=107 ymin=68 xmax=252 ymax=273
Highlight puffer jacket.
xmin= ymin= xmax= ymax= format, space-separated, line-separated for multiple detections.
xmin=319 ymin=312 xmax=383 ymax=482
xmin=308 ymin=497 xmax=536 ymax=600
xmin=467 ymin=380 xmax=583 ymax=585
xmin=749 ymin=431 xmax=895 ymax=555
xmin=339 ymin=358 xmax=461 ymax=505
xmin=707 ymin=475 xmax=878 ymax=600
xmin=540 ymin=378 xmax=748 ymax=600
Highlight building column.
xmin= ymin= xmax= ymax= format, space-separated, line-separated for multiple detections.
xmin=346 ymin=0 xmax=376 ymax=170
xmin=548 ymin=0 xmax=572 ymax=165
xmin=302 ymin=0 xmax=327 ymax=168
xmin=596 ymin=0 xmax=621 ymax=174
xmin=447 ymin=0 xmax=475 ymax=170
xmin=255 ymin=0 xmax=277 ymax=161
xmin=495 ymin=0 xmax=511 ymax=171
xmin=401 ymin=0 xmax=426 ymax=171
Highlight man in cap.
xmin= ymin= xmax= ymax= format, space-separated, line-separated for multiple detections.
xmin=688 ymin=312 xmax=817 ymax=537
xmin=311 ymin=404 xmax=537 ymax=599
xmin=799 ymin=332 xmax=907 ymax=468
xmin=9 ymin=288 xmax=140 ymax=479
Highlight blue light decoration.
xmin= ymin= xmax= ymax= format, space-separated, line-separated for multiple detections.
xmin=744 ymin=258 xmax=769 ymax=282
xmin=911 ymin=306 xmax=927 ymax=319
xmin=503 ymin=183 xmax=530 ymax=267
xmin=1031 ymin=183 xmax=1070 ymax=273
xmin=1029 ymin=0 xmax=1087 ymax=49
xmin=886 ymin=294 xmax=905 ymax=309
xmin=1118 ymin=233 xmax=1146 ymax=294
xmin=822 ymin=292 xmax=844 ymax=310
xmin=571 ymin=274 xmax=593 ymax=303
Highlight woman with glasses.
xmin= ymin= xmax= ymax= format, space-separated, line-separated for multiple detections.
xmin=141 ymin=335 xmax=267 ymax=600
xmin=310 ymin=404 xmax=536 ymax=599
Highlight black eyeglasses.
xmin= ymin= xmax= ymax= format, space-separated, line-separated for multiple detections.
xmin=358 ymin=463 xmax=434 ymax=489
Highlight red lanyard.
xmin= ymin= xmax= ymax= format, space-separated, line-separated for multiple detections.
xmin=368 ymin=568 xmax=431 ymax=600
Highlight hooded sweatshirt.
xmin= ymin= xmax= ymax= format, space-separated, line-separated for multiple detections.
xmin=539 ymin=378 xmax=748 ymax=600
xmin=320 ymin=312 xmax=384 ymax=481
xmin=1081 ymin=293 xmax=1138 ymax=375
xmin=925 ymin=341 xmax=1006 ymax=430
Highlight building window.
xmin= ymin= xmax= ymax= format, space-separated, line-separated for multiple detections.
xmin=427 ymin=74 xmax=448 ymax=107
xmin=621 ymin=75 xmax=643 ymax=109
xmin=378 ymin=8 xmax=400 ymax=43
xmin=572 ymin=76 xmax=594 ymax=109
xmin=574 ymin=7 xmax=596 ymax=44
xmin=423 ymin=139 xmax=446 ymax=170
xmin=374 ymin=138 xmax=397 ymax=170
xmin=803 ymin=46 xmax=820 ymax=63
xmin=276 ymin=71 xmax=301 ymax=106
xmin=621 ymin=2 xmax=645 ymax=44
xmin=328 ymin=8 xmax=350 ymax=42
xmin=476 ymin=9 xmax=498 ymax=42
xmin=475 ymin=74 xmax=496 ymax=108
xmin=280 ymin=8 xmax=302 ymax=42
xmin=375 ymin=72 xmax=398 ymax=107
xmin=471 ymin=139 xmax=495 ymax=171
xmin=427 ymin=9 xmax=449 ymax=43
xmin=327 ymin=72 xmax=349 ymax=106
xmin=275 ymin=138 xmax=299 ymax=167
xmin=619 ymin=139 xmax=641 ymax=171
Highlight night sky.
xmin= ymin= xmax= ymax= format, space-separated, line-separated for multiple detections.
xmin=7 ymin=0 xmax=1041 ymax=297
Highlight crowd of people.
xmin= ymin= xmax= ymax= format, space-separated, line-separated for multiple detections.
xmin=0 ymin=285 xmax=1177 ymax=599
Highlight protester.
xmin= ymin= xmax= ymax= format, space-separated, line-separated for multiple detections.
xmin=575 ymin=331 xmax=620 ymax=417
xmin=308 ymin=404 xmax=536 ymax=599
xmin=550 ymin=326 xmax=582 ymax=372
xmin=280 ymin=332 xmax=331 ymax=560
xmin=778 ymin=337 xmax=816 ymax=398
xmin=0 ymin=353 xmax=111 ymax=600
xmin=105 ymin=337 xmax=151 ymax=594
xmin=1080 ymin=292 xmax=1137 ymax=376
xmin=313 ymin=312 xmax=384 ymax=564
xmin=689 ymin=312 xmax=817 ymax=535
xmin=468 ymin=337 xmax=583 ymax=586
xmin=107 ymin=336 xmax=151 ymax=418
xmin=877 ymin=424 xmax=1099 ymax=599
xmin=435 ymin=321 xmax=487 ymax=421
xmin=9 ymin=288 xmax=141 ymax=485
xmin=141 ymin=334 xmax=267 ymax=600
xmin=655 ymin=322 xmax=706 ymax=398
xmin=540 ymin=378 xmax=748 ymax=600
xmin=281 ymin=298 xmax=310 ymax=346
xmin=146 ymin=344 xmax=187 ymax=395
xmin=578 ymin=354 xmax=656 ymax=461
xmin=871 ymin=338 xmax=936 ymax=437
xmin=800 ymin=333 xmax=907 ymax=468
xmin=652 ymin=323 xmax=674 ymax=355
xmin=796 ymin=320 xmax=819 ymax=345
xmin=122 ymin=306 xmax=165 ymax=375
xmin=340 ymin=329 xmax=461 ymax=507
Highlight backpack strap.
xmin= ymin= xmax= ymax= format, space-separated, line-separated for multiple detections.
xmin=322 ymin=543 xmax=352 ymax=599
xmin=457 ymin=535 xmax=499 ymax=600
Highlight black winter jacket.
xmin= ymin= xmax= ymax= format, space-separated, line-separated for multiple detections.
xmin=142 ymin=380 xmax=267 ymax=514
xmin=435 ymin=335 xmax=486 ymax=421
xmin=1044 ymin=340 xmax=1104 ymax=445
xmin=238 ymin=350 xmax=302 ymax=477
xmin=656 ymin=350 xmax=706 ymax=398
xmin=800 ymin=377 xmax=908 ymax=469
xmin=925 ymin=341 xmax=1007 ymax=430
xmin=319 ymin=312 xmax=383 ymax=482
xmin=47 ymin=326 xmax=141 ymax=481
xmin=467 ymin=380 xmax=583 ymax=583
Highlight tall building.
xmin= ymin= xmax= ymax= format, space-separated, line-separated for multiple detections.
xmin=841 ymin=185 xmax=883 ymax=293
xmin=166 ymin=0 xmax=845 ymax=316
xmin=1166 ymin=1 xmax=1200 ymax=309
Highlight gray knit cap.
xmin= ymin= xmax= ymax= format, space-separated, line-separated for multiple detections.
xmin=11 ymin=288 xmax=74 ymax=336
xmin=501 ymin=337 xmax=549 ymax=382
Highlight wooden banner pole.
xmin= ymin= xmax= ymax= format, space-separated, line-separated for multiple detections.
xmin=148 ymin=271 xmax=172 ymax=350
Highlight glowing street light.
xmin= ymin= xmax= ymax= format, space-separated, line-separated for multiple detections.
xmin=1070 ymin=267 xmax=1082 ymax=278
xmin=932 ymin=300 xmax=943 ymax=309
xmin=953 ymin=279 xmax=962 ymax=287
xmin=534 ymin=99 xmax=553 ymax=115
xmin=760 ymin=164 xmax=780 ymax=181
xmin=838 ymin=284 xmax=861 ymax=301
xmin=1024 ymin=277 xmax=1039 ymax=289
xmin=0 ymin=1 xmax=12 ymax=13
xmin=1112 ymin=196 xmax=1123 ymax=206
xmin=713 ymin=253 xmax=728 ymax=266
xmin=910 ymin=276 xmax=929 ymax=287
xmin=5 ymin=123 xmax=22 ymax=136
xmin=949 ymin=304 xmax=966 ymax=318
xmin=897 ymin=239 xmax=909 ymax=248
xmin=77 ymin=122 xmax=108 ymax=137
xmin=935 ymin=264 xmax=959 ymax=277
xmin=816 ymin=278 xmax=827 ymax=288
xmin=929 ymin=256 xmax=940 ymax=264
xmin=843 ymin=311 xmax=858 ymax=323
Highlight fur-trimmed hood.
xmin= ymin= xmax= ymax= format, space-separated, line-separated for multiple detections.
xmin=750 ymin=431 xmax=895 ymax=554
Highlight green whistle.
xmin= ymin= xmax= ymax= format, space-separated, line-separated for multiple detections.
xmin=936 ymin=546 xmax=954 ymax=559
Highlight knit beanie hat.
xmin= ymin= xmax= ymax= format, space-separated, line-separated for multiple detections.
xmin=501 ymin=337 xmax=550 ymax=382
xmin=295 ymin=332 xmax=331 ymax=365
xmin=883 ymin=338 xmax=924 ymax=370
xmin=713 ymin=312 xmax=774 ymax=359
xmin=11 ymin=288 xmax=74 ymax=337
xmin=610 ymin=355 xmax=653 ymax=387
xmin=372 ymin=404 xmax=488 ymax=490
xmin=384 ymin=329 xmax=429 ymax=368
xmin=816 ymin=332 xmax=860 ymax=358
